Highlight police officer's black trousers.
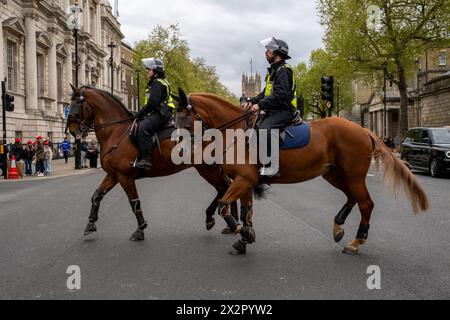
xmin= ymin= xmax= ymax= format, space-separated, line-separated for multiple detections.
xmin=259 ymin=109 xmax=295 ymax=165
xmin=138 ymin=111 xmax=171 ymax=161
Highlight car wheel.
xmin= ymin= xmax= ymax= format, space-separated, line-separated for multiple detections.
xmin=430 ymin=159 xmax=440 ymax=178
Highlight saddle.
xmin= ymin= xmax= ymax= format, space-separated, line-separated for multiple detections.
xmin=129 ymin=115 xmax=176 ymax=152
xmin=255 ymin=111 xmax=310 ymax=151
xmin=280 ymin=111 xmax=303 ymax=143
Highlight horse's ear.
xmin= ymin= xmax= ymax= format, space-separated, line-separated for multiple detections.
xmin=70 ymin=84 xmax=77 ymax=92
xmin=170 ymin=93 xmax=180 ymax=103
xmin=178 ymin=88 xmax=188 ymax=108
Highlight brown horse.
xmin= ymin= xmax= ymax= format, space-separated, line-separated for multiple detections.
xmin=67 ymin=86 xmax=237 ymax=241
xmin=178 ymin=90 xmax=429 ymax=255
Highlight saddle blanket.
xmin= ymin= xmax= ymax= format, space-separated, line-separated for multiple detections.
xmin=280 ymin=122 xmax=311 ymax=150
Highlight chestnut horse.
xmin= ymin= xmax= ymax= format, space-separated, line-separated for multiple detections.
xmin=67 ymin=86 xmax=237 ymax=241
xmin=178 ymin=90 xmax=429 ymax=255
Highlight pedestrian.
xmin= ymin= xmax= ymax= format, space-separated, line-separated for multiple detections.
xmin=10 ymin=138 xmax=25 ymax=178
xmin=88 ymin=142 xmax=99 ymax=168
xmin=0 ymin=139 xmax=6 ymax=178
xmin=81 ymin=139 xmax=88 ymax=168
xmin=35 ymin=136 xmax=46 ymax=177
xmin=44 ymin=141 xmax=53 ymax=176
xmin=60 ymin=138 xmax=71 ymax=164
xmin=24 ymin=141 xmax=35 ymax=176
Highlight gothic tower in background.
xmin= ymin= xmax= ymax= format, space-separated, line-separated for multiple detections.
xmin=241 ymin=72 xmax=262 ymax=98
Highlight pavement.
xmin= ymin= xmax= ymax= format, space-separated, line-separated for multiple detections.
xmin=0 ymin=157 xmax=100 ymax=183
xmin=0 ymin=163 xmax=449 ymax=300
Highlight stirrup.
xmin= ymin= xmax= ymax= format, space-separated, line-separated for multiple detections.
xmin=135 ymin=159 xmax=152 ymax=170
xmin=259 ymin=166 xmax=279 ymax=177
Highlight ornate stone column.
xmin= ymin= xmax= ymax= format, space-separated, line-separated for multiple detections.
xmin=65 ymin=41 xmax=73 ymax=96
xmin=48 ymin=30 xmax=58 ymax=113
xmin=24 ymin=13 xmax=38 ymax=110
xmin=79 ymin=51 xmax=86 ymax=85
xmin=0 ymin=16 xmax=4 ymax=82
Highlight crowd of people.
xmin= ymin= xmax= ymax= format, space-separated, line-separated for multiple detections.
xmin=1 ymin=136 xmax=100 ymax=179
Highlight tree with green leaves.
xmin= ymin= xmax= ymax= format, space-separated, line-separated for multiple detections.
xmin=318 ymin=0 xmax=450 ymax=136
xmin=133 ymin=24 xmax=237 ymax=106
xmin=294 ymin=49 xmax=355 ymax=119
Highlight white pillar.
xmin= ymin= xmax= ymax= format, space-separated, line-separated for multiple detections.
xmin=79 ymin=52 xmax=86 ymax=85
xmin=65 ymin=43 xmax=73 ymax=96
xmin=49 ymin=42 xmax=58 ymax=113
xmin=0 ymin=17 xmax=4 ymax=83
xmin=24 ymin=14 xmax=38 ymax=110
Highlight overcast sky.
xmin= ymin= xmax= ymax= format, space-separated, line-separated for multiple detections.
xmin=117 ymin=0 xmax=325 ymax=96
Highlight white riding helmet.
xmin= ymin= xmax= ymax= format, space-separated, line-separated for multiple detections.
xmin=142 ymin=58 xmax=165 ymax=73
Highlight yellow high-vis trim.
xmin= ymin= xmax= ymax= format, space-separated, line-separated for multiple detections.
xmin=264 ymin=63 xmax=298 ymax=110
xmin=143 ymin=79 xmax=176 ymax=111
xmin=157 ymin=79 xmax=176 ymax=110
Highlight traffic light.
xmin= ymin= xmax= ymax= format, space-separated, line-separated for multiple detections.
xmin=321 ymin=76 xmax=334 ymax=105
xmin=1 ymin=80 xmax=15 ymax=112
xmin=5 ymin=94 xmax=14 ymax=112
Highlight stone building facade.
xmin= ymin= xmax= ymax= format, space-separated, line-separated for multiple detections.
xmin=352 ymin=48 xmax=450 ymax=138
xmin=419 ymin=73 xmax=450 ymax=127
xmin=0 ymin=0 xmax=135 ymax=144
xmin=120 ymin=41 xmax=138 ymax=112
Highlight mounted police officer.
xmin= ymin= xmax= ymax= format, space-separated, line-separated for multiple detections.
xmin=135 ymin=58 xmax=176 ymax=170
xmin=245 ymin=37 xmax=298 ymax=177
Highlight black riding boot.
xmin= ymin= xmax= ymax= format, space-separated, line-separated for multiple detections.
xmin=136 ymin=135 xmax=155 ymax=170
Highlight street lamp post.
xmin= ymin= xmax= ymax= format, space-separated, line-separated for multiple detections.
xmin=383 ymin=64 xmax=388 ymax=140
xmin=67 ymin=2 xmax=81 ymax=87
xmin=135 ymin=68 xmax=140 ymax=111
xmin=108 ymin=42 xmax=117 ymax=95
xmin=67 ymin=2 xmax=82 ymax=170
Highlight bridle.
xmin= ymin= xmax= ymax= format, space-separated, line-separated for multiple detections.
xmin=178 ymin=96 xmax=258 ymax=134
xmin=66 ymin=87 xmax=137 ymax=164
xmin=66 ymin=87 xmax=135 ymax=137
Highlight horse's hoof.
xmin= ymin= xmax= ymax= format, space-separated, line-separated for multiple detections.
xmin=130 ymin=230 xmax=145 ymax=241
xmin=343 ymin=245 xmax=359 ymax=255
xmin=334 ymin=229 xmax=345 ymax=243
xmin=241 ymin=226 xmax=256 ymax=244
xmin=229 ymin=240 xmax=247 ymax=255
xmin=206 ymin=219 xmax=216 ymax=231
xmin=84 ymin=223 xmax=97 ymax=236
xmin=221 ymin=227 xmax=233 ymax=235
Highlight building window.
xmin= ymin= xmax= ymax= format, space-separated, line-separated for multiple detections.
xmin=15 ymin=131 xmax=22 ymax=140
xmin=37 ymin=54 xmax=46 ymax=96
xmin=90 ymin=7 xmax=96 ymax=38
xmin=438 ymin=51 xmax=446 ymax=66
xmin=6 ymin=41 xmax=17 ymax=91
xmin=57 ymin=63 xmax=63 ymax=101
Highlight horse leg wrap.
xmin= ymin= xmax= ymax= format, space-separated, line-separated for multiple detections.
xmin=89 ymin=189 xmax=105 ymax=223
xmin=240 ymin=205 xmax=253 ymax=227
xmin=219 ymin=201 xmax=238 ymax=233
xmin=357 ymin=223 xmax=370 ymax=240
xmin=130 ymin=199 xmax=147 ymax=230
xmin=334 ymin=204 xmax=353 ymax=226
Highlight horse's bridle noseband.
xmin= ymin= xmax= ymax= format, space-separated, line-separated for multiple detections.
xmin=66 ymin=86 xmax=135 ymax=136
xmin=66 ymin=87 xmax=95 ymax=137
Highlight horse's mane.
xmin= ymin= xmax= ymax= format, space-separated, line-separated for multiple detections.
xmin=84 ymin=86 xmax=134 ymax=117
xmin=191 ymin=93 xmax=243 ymax=114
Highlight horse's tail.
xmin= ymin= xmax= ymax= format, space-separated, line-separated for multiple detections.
xmin=365 ymin=129 xmax=429 ymax=214
xmin=253 ymin=184 xmax=268 ymax=200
